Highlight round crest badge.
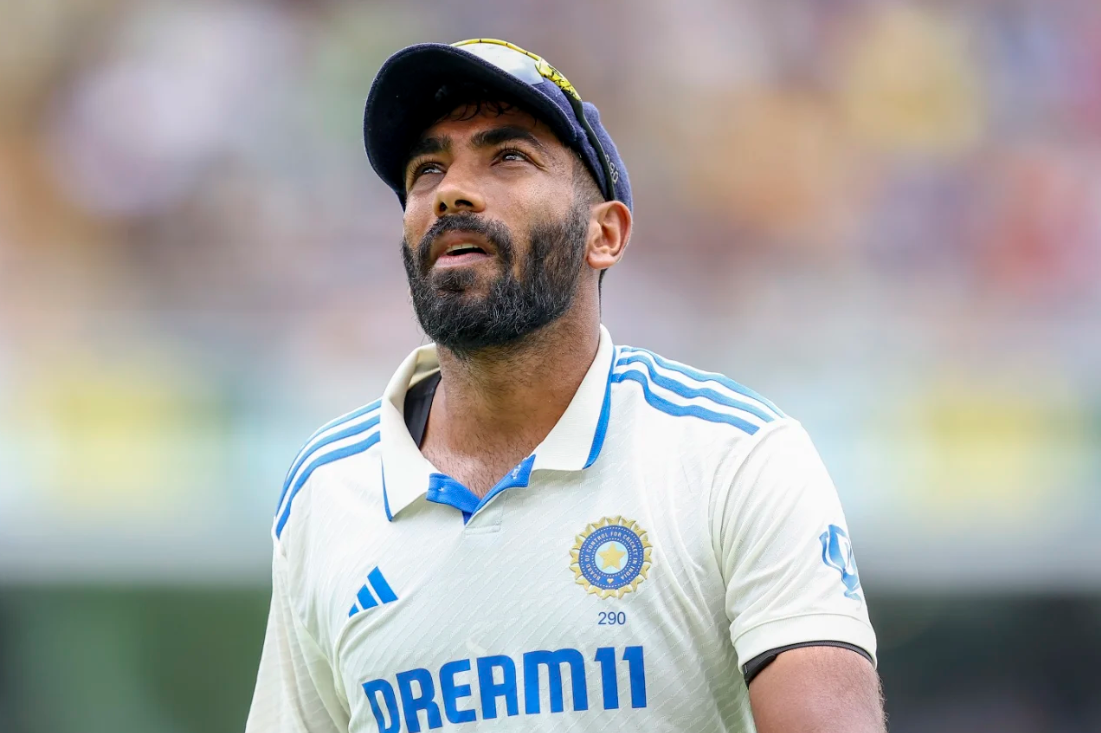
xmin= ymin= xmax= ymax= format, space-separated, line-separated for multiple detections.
xmin=570 ymin=516 xmax=652 ymax=599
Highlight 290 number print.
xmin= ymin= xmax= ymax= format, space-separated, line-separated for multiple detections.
xmin=598 ymin=611 xmax=627 ymax=625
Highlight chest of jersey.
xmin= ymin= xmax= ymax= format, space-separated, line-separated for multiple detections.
xmin=315 ymin=451 xmax=752 ymax=732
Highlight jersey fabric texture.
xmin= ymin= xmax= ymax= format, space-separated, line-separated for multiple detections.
xmin=247 ymin=326 xmax=877 ymax=733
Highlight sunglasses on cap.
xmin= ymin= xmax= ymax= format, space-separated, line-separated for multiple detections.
xmin=451 ymin=39 xmax=620 ymax=202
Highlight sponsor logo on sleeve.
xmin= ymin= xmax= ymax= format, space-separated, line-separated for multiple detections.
xmin=820 ymin=524 xmax=862 ymax=600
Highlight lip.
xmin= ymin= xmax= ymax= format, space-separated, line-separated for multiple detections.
xmin=429 ymin=230 xmax=497 ymax=268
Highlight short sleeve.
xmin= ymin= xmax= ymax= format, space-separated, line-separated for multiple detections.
xmin=711 ymin=420 xmax=877 ymax=673
xmin=246 ymin=548 xmax=350 ymax=733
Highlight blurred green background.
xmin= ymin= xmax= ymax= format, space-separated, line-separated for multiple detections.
xmin=1 ymin=0 xmax=1099 ymax=731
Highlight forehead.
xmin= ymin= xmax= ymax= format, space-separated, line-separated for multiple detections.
xmin=417 ymin=103 xmax=567 ymax=153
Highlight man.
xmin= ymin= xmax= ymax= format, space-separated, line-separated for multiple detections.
xmin=247 ymin=39 xmax=885 ymax=733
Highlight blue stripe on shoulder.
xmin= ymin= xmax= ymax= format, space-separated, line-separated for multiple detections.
xmin=275 ymin=430 xmax=381 ymax=539
xmin=618 ymin=347 xmax=785 ymax=418
xmin=311 ymin=399 xmax=382 ymax=443
xmin=277 ymin=401 xmax=381 ymax=513
xmin=615 ymin=354 xmax=775 ymax=423
xmin=611 ymin=370 xmax=759 ymax=435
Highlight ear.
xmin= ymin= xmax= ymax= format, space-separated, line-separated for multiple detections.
xmin=585 ymin=200 xmax=632 ymax=274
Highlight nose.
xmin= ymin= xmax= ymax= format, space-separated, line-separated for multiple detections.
xmin=433 ymin=162 xmax=487 ymax=217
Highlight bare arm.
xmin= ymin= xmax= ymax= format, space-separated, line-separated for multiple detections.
xmin=749 ymin=646 xmax=886 ymax=733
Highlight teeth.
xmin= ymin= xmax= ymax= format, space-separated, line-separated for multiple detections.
xmin=446 ymin=244 xmax=481 ymax=255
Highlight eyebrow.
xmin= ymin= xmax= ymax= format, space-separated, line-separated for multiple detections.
xmin=470 ymin=125 xmax=548 ymax=154
xmin=406 ymin=135 xmax=451 ymax=163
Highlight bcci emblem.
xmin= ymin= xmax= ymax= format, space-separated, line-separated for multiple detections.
xmin=570 ymin=516 xmax=652 ymax=599
xmin=820 ymin=524 xmax=862 ymax=600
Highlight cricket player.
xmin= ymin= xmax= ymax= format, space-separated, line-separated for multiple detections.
xmin=247 ymin=39 xmax=885 ymax=732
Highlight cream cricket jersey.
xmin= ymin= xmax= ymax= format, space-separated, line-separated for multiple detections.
xmin=247 ymin=326 xmax=876 ymax=733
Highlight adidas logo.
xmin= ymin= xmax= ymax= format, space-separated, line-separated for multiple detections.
xmin=348 ymin=567 xmax=399 ymax=617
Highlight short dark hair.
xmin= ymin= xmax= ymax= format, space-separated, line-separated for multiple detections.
xmin=571 ymin=155 xmax=607 ymax=289
xmin=429 ymin=93 xmax=524 ymax=127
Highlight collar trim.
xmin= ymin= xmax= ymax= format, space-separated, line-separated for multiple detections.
xmin=382 ymin=326 xmax=616 ymax=521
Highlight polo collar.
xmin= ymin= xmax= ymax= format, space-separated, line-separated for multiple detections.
xmin=381 ymin=325 xmax=616 ymax=521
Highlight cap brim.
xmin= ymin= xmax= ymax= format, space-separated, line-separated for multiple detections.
xmin=363 ymin=43 xmax=578 ymax=204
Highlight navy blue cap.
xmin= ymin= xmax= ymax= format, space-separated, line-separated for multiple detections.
xmin=363 ymin=42 xmax=632 ymax=210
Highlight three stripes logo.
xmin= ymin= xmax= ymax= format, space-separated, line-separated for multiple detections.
xmin=349 ymin=567 xmax=399 ymax=617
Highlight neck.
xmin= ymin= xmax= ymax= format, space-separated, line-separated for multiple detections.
xmin=432 ymin=306 xmax=600 ymax=454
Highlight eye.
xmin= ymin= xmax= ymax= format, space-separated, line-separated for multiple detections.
xmin=409 ymin=160 xmax=444 ymax=184
xmin=496 ymin=148 xmax=531 ymax=163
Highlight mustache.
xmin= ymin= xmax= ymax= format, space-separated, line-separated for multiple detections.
xmin=415 ymin=213 xmax=513 ymax=269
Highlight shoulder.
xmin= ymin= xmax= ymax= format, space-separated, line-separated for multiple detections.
xmin=609 ymin=344 xmax=787 ymax=442
xmin=272 ymin=397 xmax=385 ymax=543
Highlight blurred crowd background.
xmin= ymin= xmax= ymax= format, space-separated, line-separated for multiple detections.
xmin=1 ymin=0 xmax=1099 ymax=731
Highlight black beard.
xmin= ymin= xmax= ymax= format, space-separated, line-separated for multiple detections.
xmin=402 ymin=205 xmax=589 ymax=357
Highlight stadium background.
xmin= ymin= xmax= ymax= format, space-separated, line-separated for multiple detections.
xmin=1 ymin=0 xmax=1099 ymax=730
